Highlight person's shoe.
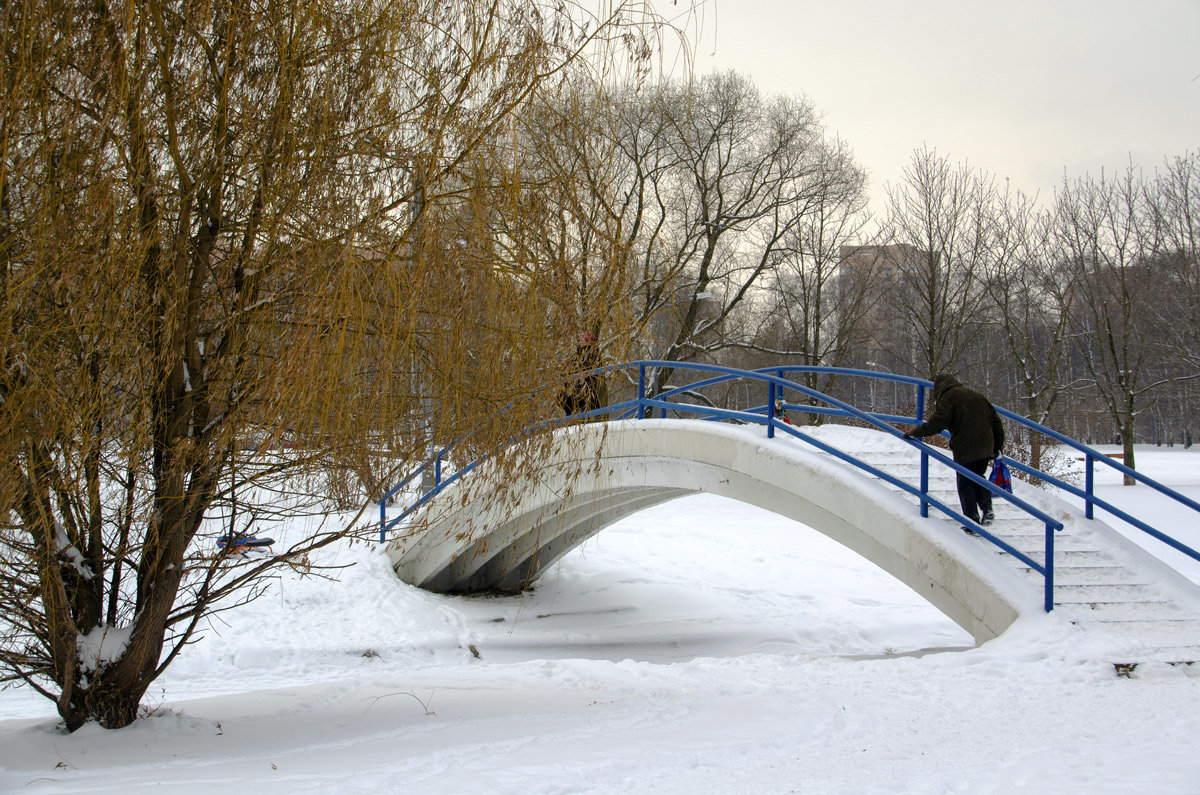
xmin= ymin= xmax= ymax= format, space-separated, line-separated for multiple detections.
xmin=981 ymin=510 xmax=994 ymax=526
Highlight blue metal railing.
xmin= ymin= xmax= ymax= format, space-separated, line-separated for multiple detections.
xmin=610 ymin=362 xmax=1062 ymax=611
xmin=992 ymin=407 xmax=1200 ymax=565
xmin=378 ymin=361 xmax=1200 ymax=613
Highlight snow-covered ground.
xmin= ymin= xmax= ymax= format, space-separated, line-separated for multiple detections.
xmin=1090 ymin=445 xmax=1200 ymax=586
xmin=2 ymin=435 xmax=1200 ymax=793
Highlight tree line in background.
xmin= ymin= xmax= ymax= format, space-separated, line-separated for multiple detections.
xmin=3 ymin=0 xmax=1196 ymax=730
xmin=653 ymin=137 xmax=1200 ymax=478
xmin=514 ymin=69 xmax=1198 ymax=479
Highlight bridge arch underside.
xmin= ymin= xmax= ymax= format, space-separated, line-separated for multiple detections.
xmin=387 ymin=420 xmax=1035 ymax=644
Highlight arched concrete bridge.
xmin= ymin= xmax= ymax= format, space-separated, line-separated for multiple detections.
xmin=384 ymin=419 xmax=1200 ymax=650
xmin=383 ymin=364 xmax=1200 ymax=659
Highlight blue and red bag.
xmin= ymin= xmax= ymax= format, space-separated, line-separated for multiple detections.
xmin=989 ymin=455 xmax=1013 ymax=493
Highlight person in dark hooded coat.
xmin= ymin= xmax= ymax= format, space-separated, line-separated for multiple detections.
xmin=902 ymin=374 xmax=1005 ymax=528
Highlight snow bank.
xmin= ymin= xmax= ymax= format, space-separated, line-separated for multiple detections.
xmin=2 ymin=433 xmax=1199 ymax=793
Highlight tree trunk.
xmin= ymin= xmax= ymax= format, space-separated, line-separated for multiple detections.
xmin=60 ymin=678 xmax=144 ymax=732
xmin=1122 ymin=423 xmax=1137 ymax=486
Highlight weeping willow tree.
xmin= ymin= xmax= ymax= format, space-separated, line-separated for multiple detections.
xmin=0 ymin=0 xmax=670 ymax=730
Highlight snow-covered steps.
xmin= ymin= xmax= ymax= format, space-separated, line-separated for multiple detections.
xmin=993 ymin=514 xmax=1200 ymax=665
xmin=796 ymin=426 xmax=1200 ymax=665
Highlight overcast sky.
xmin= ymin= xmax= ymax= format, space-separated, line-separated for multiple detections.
xmin=653 ymin=0 xmax=1199 ymax=208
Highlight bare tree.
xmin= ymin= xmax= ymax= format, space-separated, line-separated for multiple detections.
xmin=883 ymin=146 xmax=998 ymax=378
xmin=750 ymin=142 xmax=879 ymax=416
xmin=981 ymin=185 xmax=1075 ymax=470
xmin=1146 ymin=153 xmax=1200 ymax=446
xmin=496 ymin=72 xmax=868 ymax=401
xmin=622 ymin=72 xmax=864 ymax=395
xmin=1054 ymin=164 xmax=1177 ymax=480
xmin=1150 ymin=152 xmax=1200 ymax=370
xmin=485 ymin=78 xmax=660 ymax=368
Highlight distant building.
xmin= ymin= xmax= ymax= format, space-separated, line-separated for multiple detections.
xmin=835 ymin=244 xmax=935 ymax=373
xmin=837 ymin=243 xmax=935 ymax=284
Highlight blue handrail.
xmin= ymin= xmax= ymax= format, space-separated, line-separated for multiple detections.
xmin=992 ymin=408 xmax=1200 ymax=564
xmin=753 ymin=365 xmax=1200 ymax=568
xmin=615 ymin=362 xmax=1062 ymax=610
xmin=378 ymin=361 xmax=1200 ymax=613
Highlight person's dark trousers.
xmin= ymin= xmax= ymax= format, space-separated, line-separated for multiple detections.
xmin=956 ymin=457 xmax=993 ymax=524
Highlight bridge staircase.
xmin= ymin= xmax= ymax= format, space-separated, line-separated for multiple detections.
xmin=808 ymin=425 xmax=1200 ymax=666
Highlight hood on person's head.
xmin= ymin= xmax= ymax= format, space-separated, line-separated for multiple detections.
xmin=932 ymin=373 xmax=962 ymax=400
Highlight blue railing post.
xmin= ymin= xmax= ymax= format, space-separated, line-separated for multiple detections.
xmin=767 ymin=380 xmax=776 ymax=439
xmin=1085 ymin=454 xmax=1095 ymax=519
xmin=434 ymin=452 xmax=442 ymax=487
xmin=915 ymin=383 xmax=930 ymax=517
xmin=1044 ymin=521 xmax=1055 ymax=612
xmin=379 ymin=500 xmax=386 ymax=543
xmin=920 ymin=453 xmax=930 ymax=517
xmin=637 ymin=365 xmax=646 ymax=420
